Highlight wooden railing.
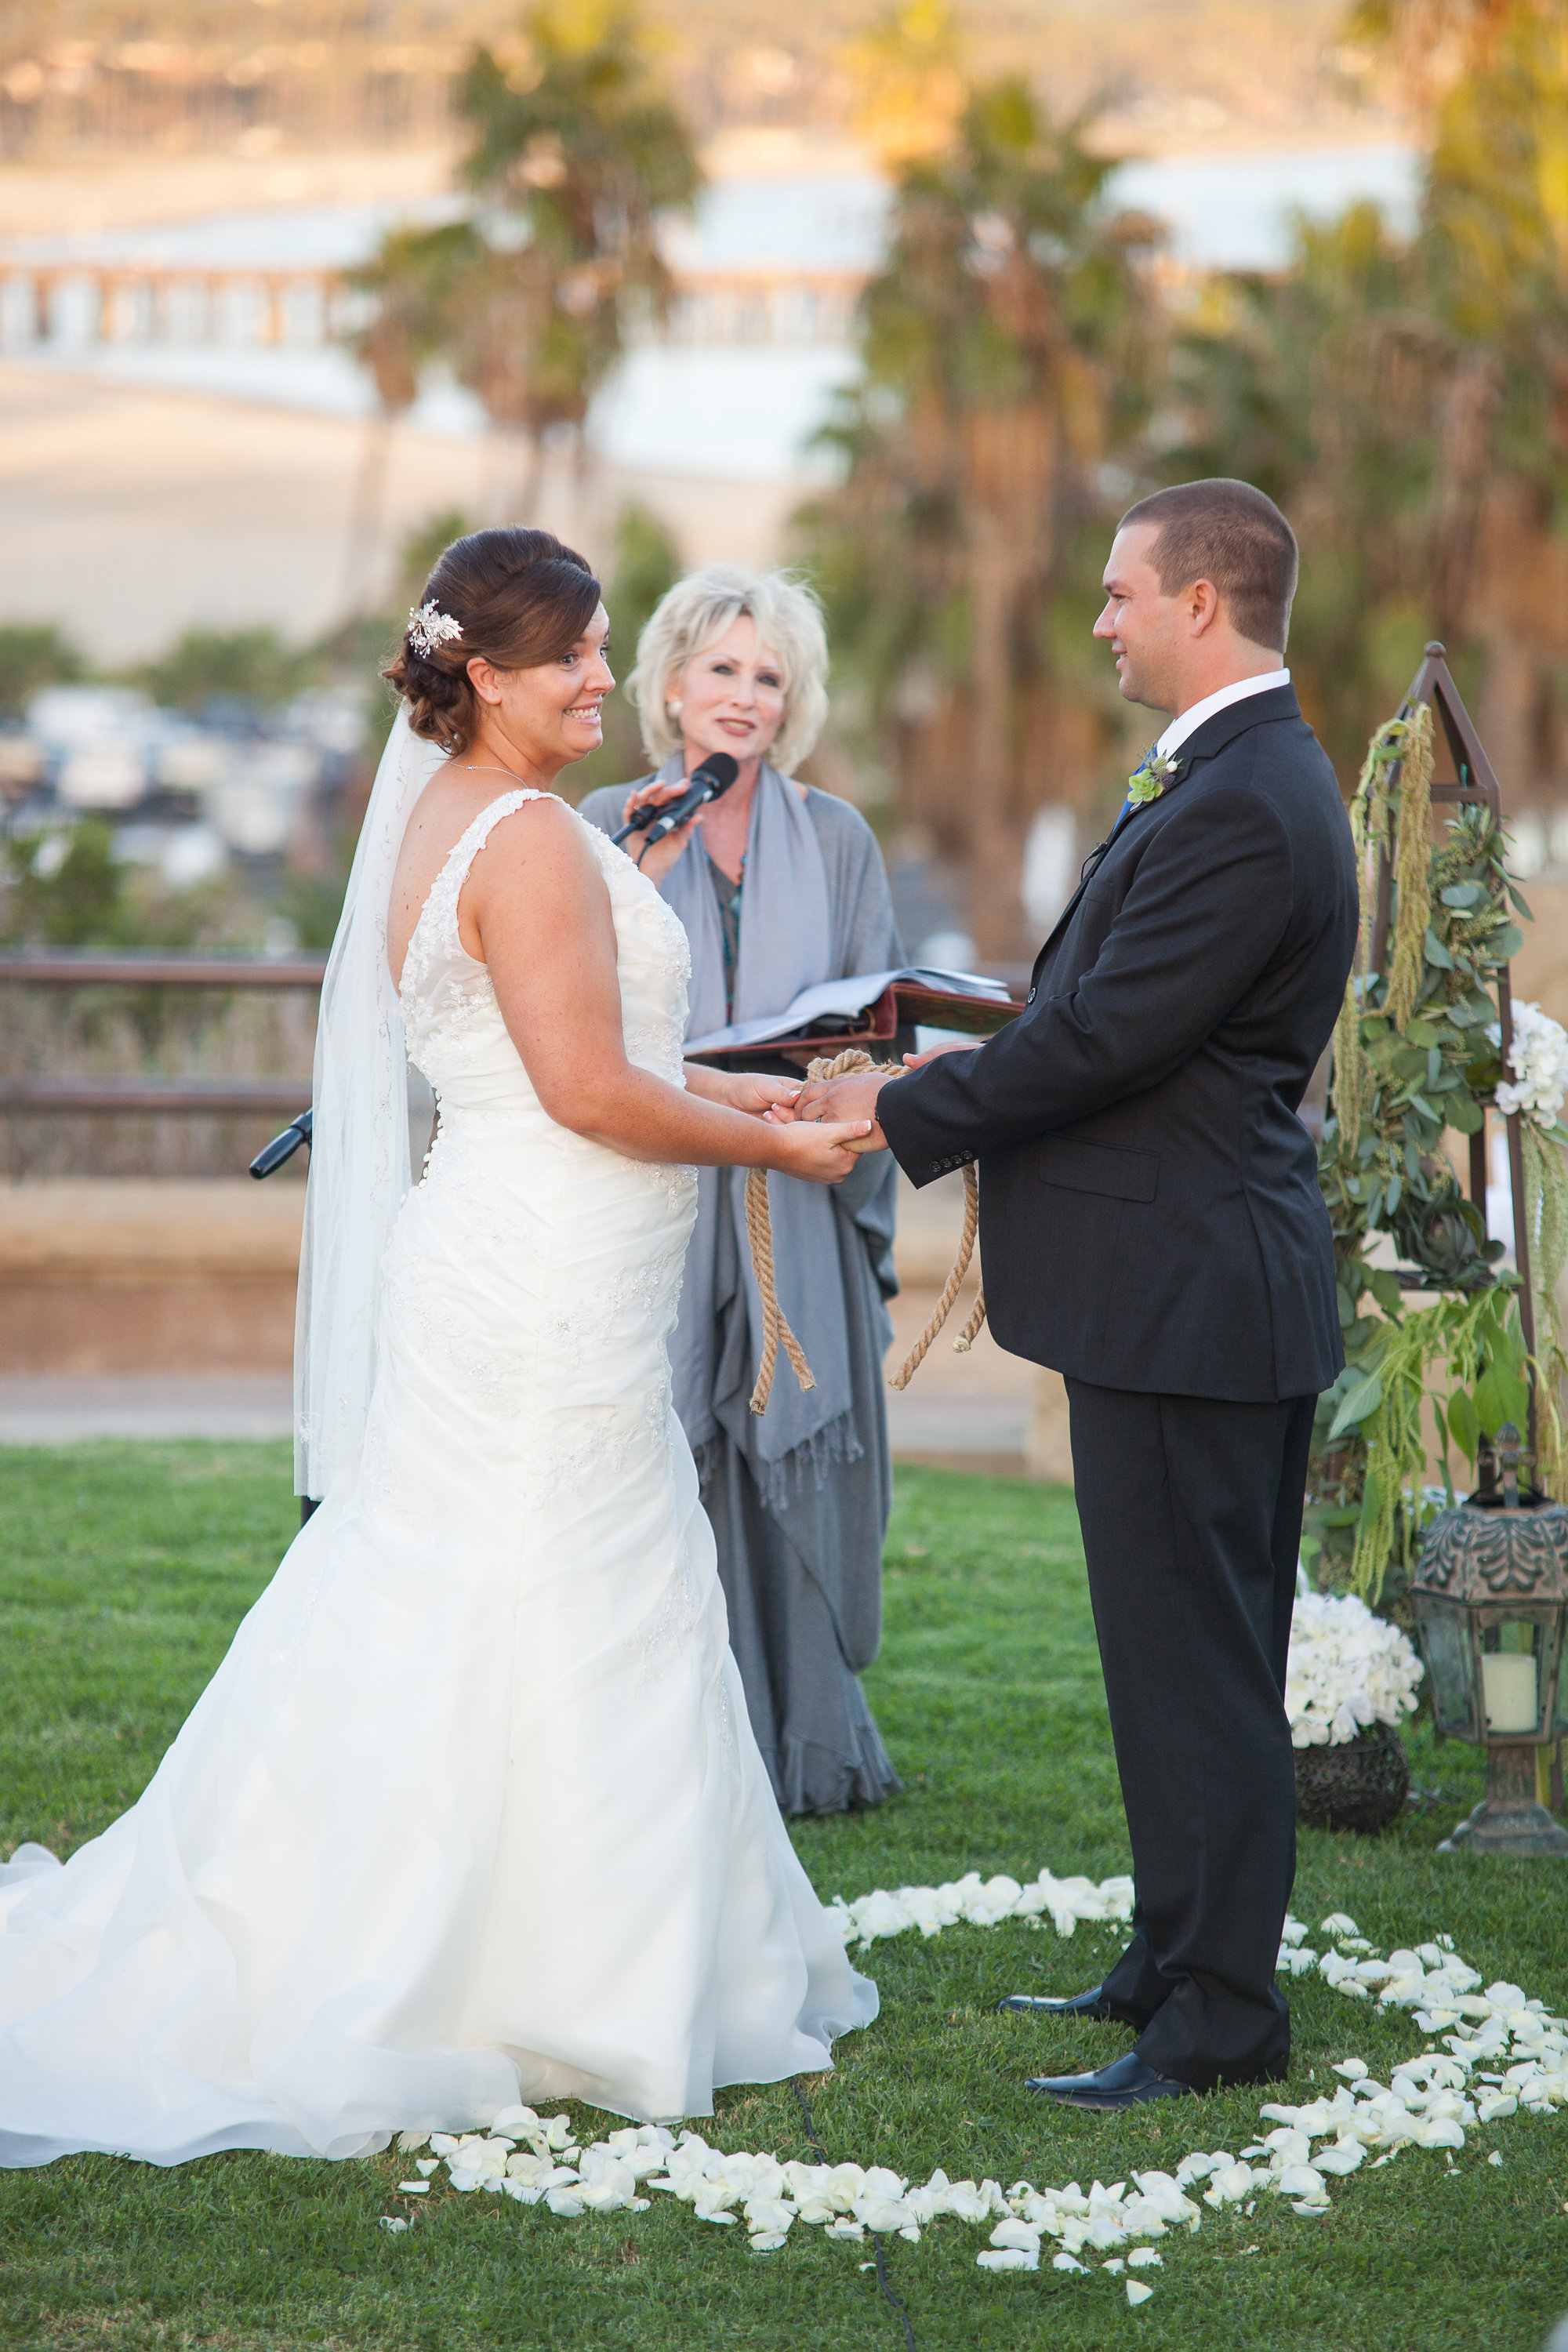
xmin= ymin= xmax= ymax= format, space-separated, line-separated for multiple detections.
xmin=0 ymin=953 xmax=321 ymax=1116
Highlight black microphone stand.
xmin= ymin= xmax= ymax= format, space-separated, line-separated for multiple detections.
xmin=250 ymin=1109 xmax=318 ymax=1526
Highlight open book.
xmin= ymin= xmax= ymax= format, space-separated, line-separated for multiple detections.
xmin=684 ymin=966 xmax=1021 ymax=1062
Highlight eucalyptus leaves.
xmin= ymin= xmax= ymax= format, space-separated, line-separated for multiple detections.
xmin=1312 ymin=694 xmax=1564 ymax=1597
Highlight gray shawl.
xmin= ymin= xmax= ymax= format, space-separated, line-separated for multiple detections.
xmin=579 ymin=762 xmax=898 ymax=1486
xmin=659 ymin=757 xmax=854 ymax=1472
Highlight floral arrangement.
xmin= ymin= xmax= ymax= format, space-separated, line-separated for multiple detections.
xmin=380 ymin=1885 xmax=1568 ymax=2318
xmin=1284 ymin=1592 xmax=1424 ymax=1749
xmin=1494 ymin=999 xmax=1568 ymax=1129
xmin=1312 ymin=694 xmax=1568 ymax=1597
xmin=1125 ymin=746 xmax=1183 ymax=807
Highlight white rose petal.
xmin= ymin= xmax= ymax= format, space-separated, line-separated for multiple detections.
xmin=1127 ymin=2279 xmax=1156 ymax=2306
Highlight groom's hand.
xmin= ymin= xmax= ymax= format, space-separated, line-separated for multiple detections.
xmin=793 ymin=1070 xmax=895 ymax=1128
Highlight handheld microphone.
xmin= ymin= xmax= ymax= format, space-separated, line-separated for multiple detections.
xmin=612 ymin=753 xmax=739 ymax=847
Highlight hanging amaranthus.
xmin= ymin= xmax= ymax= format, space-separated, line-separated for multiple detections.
xmin=1333 ymin=717 xmax=1407 ymax=1153
xmin=1385 ymin=702 xmax=1434 ymax=1029
xmin=1519 ymin=1123 xmax=1568 ymax=1500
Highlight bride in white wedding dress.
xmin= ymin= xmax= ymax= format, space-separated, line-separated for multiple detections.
xmin=0 ymin=528 xmax=880 ymax=2169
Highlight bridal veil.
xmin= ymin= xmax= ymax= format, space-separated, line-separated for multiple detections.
xmin=294 ymin=709 xmax=442 ymax=1503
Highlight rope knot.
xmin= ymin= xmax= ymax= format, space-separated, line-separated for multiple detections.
xmin=744 ymin=1047 xmax=987 ymax=1413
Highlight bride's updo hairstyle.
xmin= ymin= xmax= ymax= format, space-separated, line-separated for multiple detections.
xmin=384 ymin=527 xmax=601 ymax=757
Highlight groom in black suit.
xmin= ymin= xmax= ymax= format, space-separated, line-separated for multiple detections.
xmin=797 ymin=479 xmax=1358 ymax=2106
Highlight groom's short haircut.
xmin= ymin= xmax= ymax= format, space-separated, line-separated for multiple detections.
xmin=1119 ymin=478 xmax=1298 ymax=654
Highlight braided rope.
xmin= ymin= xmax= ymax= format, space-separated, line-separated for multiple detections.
xmin=889 ymin=1160 xmax=985 ymax=1388
xmin=746 ymin=1166 xmax=817 ymax=1414
xmin=743 ymin=1045 xmax=986 ymax=1413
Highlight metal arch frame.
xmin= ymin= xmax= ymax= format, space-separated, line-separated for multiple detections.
xmin=1364 ymin=637 xmax=1537 ymax=1454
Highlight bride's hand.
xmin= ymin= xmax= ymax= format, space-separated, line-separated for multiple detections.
xmin=718 ymin=1072 xmax=802 ymax=1119
xmin=766 ymin=1118 xmax=880 ymax=1183
xmin=901 ymin=1037 xmax=978 ymax=1069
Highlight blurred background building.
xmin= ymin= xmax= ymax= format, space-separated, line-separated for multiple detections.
xmin=2 ymin=0 xmax=1565 ymax=1460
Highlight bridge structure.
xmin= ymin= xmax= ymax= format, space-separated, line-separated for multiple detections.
xmin=0 ymin=260 xmax=869 ymax=357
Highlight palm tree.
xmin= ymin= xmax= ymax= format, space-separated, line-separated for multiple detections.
xmin=339 ymin=222 xmax=477 ymax=619
xmin=349 ymin=2 xmax=702 ymax=528
xmin=1167 ymin=0 xmax=1568 ymax=795
xmin=800 ymin=60 xmax=1161 ymax=956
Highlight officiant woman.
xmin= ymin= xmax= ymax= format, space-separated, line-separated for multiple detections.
xmin=579 ymin=564 xmax=903 ymax=1816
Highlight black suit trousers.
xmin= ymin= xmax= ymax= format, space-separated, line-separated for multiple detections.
xmin=1065 ymin=1381 xmax=1316 ymax=2091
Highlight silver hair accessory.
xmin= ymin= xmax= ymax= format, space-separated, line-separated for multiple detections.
xmin=408 ymin=601 xmax=463 ymax=656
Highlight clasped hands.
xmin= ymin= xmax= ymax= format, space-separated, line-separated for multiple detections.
xmin=757 ymin=1039 xmax=974 ymax=1152
xmin=711 ymin=1069 xmax=886 ymax=1156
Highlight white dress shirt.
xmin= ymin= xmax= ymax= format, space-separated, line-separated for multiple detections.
xmin=1155 ymin=668 xmax=1291 ymax=760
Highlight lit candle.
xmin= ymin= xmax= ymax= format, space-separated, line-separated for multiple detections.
xmin=1482 ymin=1652 xmax=1539 ymax=1735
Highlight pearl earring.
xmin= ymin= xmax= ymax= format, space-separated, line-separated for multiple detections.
xmin=667 ymin=698 xmax=683 ymax=717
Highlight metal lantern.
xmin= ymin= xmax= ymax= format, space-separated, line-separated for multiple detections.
xmin=1410 ymin=1432 xmax=1568 ymax=1856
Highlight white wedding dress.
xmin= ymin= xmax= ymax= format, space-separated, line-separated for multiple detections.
xmin=0 ymin=789 xmax=877 ymax=2168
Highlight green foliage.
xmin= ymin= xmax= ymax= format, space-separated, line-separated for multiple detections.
xmin=1321 ymin=1285 xmax=1534 ymax=1595
xmin=1323 ymin=791 xmax=1514 ymax=1298
xmin=396 ymin=508 xmax=478 ymax=608
xmin=796 ymin=65 xmax=1161 ymax=924
xmin=352 ymin=5 xmax=702 ymax=460
xmin=563 ymin=500 xmax=681 ymax=799
xmin=0 ymin=821 xmax=246 ymax=953
xmin=0 ymin=622 xmax=85 ymax=717
xmin=2 ymin=1450 xmax=1566 ymax=2350
xmin=347 ymin=221 xmax=478 ymax=414
xmin=134 ymin=627 xmax=319 ymax=712
xmin=1160 ymin=205 xmax=1450 ymax=778
xmin=1165 ymin=2 xmax=1568 ymax=786
xmin=1 ymin=818 xmax=124 ymax=946
xmin=1313 ymin=687 xmax=1562 ymax=1594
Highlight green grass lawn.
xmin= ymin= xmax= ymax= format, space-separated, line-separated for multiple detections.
xmin=1 ymin=1446 xmax=1566 ymax=2351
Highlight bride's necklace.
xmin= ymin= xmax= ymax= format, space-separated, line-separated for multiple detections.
xmin=455 ymin=761 xmax=550 ymax=789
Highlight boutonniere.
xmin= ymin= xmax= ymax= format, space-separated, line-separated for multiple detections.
xmin=1126 ymin=747 xmax=1184 ymax=807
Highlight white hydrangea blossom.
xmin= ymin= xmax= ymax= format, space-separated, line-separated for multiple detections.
xmin=1285 ymin=1592 xmax=1423 ymax=1749
xmin=1491 ymin=1000 xmax=1568 ymax=1128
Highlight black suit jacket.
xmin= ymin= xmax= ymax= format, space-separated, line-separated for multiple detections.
xmin=878 ymin=685 xmax=1358 ymax=1402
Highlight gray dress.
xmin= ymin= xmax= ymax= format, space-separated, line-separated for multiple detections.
xmin=578 ymin=773 xmax=904 ymax=1814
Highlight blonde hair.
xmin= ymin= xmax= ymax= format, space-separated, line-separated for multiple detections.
xmin=626 ymin=564 xmax=830 ymax=774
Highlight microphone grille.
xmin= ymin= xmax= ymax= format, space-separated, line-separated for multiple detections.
xmin=698 ymin=753 xmax=739 ymax=791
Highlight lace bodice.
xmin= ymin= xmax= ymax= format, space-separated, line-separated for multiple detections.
xmin=397 ymin=789 xmax=693 ymax=1105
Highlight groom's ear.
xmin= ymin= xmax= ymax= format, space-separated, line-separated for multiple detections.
xmin=1184 ymin=578 xmax=1224 ymax=638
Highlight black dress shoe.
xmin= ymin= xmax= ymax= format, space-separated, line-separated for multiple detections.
xmin=996 ymin=1982 xmax=1123 ymax=2022
xmin=1026 ymin=2052 xmax=1195 ymax=2110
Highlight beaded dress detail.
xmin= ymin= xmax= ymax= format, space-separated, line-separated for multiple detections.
xmin=0 ymin=793 xmax=877 ymax=2168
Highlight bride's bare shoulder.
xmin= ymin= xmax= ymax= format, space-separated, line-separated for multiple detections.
xmin=390 ymin=782 xmax=589 ymax=982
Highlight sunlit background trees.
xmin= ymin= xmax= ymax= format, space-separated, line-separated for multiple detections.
xmin=5 ymin=0 xmax=1568 ymax=965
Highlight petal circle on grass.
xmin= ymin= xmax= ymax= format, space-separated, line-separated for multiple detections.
xmin=391 ymin=1871 xmax=1567 ymax=2313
